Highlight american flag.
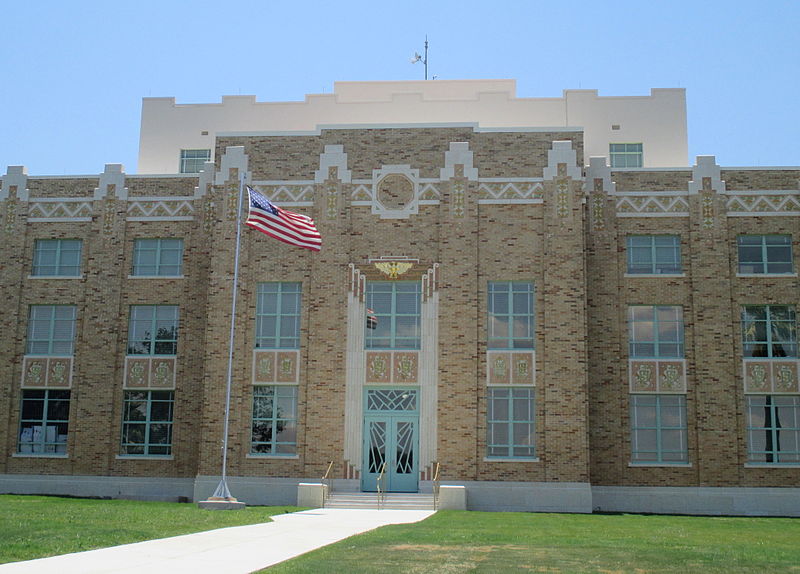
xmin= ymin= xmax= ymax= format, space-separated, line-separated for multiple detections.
xmin=245 ymin=186 xmax=321 ymax=251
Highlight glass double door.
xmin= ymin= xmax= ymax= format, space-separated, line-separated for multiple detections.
xmin=361 ymin=388 xmax=419 ymax=492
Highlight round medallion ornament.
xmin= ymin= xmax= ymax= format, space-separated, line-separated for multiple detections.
xmin=377 ymin=174 xmax=414 ymax=210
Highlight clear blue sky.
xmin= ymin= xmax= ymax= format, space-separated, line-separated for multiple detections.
xmin=1 ymin=0 xmax=798 ymax=175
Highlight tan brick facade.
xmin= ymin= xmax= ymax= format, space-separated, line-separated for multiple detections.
xmin=1 ymin=127 xmax=798 ymax=514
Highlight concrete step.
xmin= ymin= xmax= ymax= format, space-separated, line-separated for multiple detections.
xmin=325 ymin=492 xmax=435 ymax=510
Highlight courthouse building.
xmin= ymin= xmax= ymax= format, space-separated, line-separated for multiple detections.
xmin=1 ymin=80 xmax=798 ymax=515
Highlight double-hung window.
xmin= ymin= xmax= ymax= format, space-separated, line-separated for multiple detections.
xmin=365 ymin=282 xmax=421 ymax=349
xmin=18 ymin=390 xmax=71 ymax=455
xmin=628 ymin=306 xmax=684 ymax=359
xmin=627 ymin=235 xmax=681 ymax=275
xmin=32 ymin=239 xmax=82 ymax=277
xmin=255 ymin=283 xmax=301 ymax=348
xmin=132 ymin=239 xmax=184 ymax=276
xmin=26 ymin=305 xmax=77 ymax=355
xmin=487 ymin=281 xmax=534 ymax=349
xmin=630 ymin=394 xmax=688 ymax=463
xmin=121 ymin=390 xmax=174 ymax=456
xmin=610 ymin=143 xmax=643 ymax=168
xmin=487 ymin=387 xmax=536 ymax=459
xmin=179 ymin=149 xmax=211 ymax=173
xmin=127 ymin=305 xmax=179 ymax=355
xmin=746 ymin=395 xmax=800 ymax=463
xmin=737 ymin=235 xmax=793 ymax=275
xmin=741 ymin=305 xmax=797 ymax=358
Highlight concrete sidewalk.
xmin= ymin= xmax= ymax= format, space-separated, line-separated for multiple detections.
xmin=0 ymin=508 xmax=435 ymax=574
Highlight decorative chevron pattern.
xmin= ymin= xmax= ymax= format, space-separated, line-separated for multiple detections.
xmin=255 ymin=183 xmax=314 ymax=203
xmin=127 ymin=199 xmax=194 ymax=218
xmin=726 ymin=193 xmax=800 ymax=214
xmin=478 ymin=181 xmax=543 ymax=200
xmin=29 ymin=201 xmax=92 ymax=219
xmin=616 ymin=194 xmax=689 ymax=215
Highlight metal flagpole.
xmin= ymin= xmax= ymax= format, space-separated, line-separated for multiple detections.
xmin=210 ymin=171 xmax=246 ymax=502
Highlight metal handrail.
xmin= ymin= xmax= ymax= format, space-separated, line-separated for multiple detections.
xmin=432 ymin=462 xmax=441 ymax=510
xmin=376 ymin=462 xmax=387 ymax=509
xmin=321 ymin=460 xmax=334 ymax=507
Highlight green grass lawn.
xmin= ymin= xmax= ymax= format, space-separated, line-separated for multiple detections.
xmin=0 ymin=495 xmax=300 ymax=565
xmin=264 ymin=510 xmax=800 ymax=573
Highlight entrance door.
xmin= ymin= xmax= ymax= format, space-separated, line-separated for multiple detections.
xmin=361 ymin=389 xmax=419 ymax=492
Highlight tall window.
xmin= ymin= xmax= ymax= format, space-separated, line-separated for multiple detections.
xmin=627 ymin=235 xmax=681 ymax=274
xmin=741 ymin=305 xmax=797 ymax=358
xmin=630 ymin=394 xmax=688 ymax=463
xmin=610 ymin=143 xmax=643 ymax=168
xmin=26 ymin=305 xmax=76 ymax=355
xmin=18 ymin=390 xmax=70 ymax=454
xmin=251 ymin=385 xmax=297 ymax=455
xmin=737 ymin=235 xmax=793 ymax=275
xmin=628 ymin=306 xmax=684 ymax=358
xmin=179 ymin=149 xmax=211 ymax=173
xmin=255 ymin=282 xmax=301 ymax=349
xmin=488 ymin=281 xmax=534 ymax=349
xmin=121 ymin=390 xmax=174 ymax=456
xmin=32 ymin=239 xmax=82 ymax=276
xmin=746 ymin=396 xmax=800 ymax=463
xmin=132 ymin=238 xmax=184 ymax=276
xmin=486 ymin=387 xmax=535 ymax=458
xmin=365 ymin=282 xmax=421 ymax=349
xmin=127 ymin=306 xmax=179 ymax=355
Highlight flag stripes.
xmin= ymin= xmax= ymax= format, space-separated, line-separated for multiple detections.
xmin=245 ymin=186 xmax=322 ymax=251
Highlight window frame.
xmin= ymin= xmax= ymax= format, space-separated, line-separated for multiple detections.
xmin=630 ymin=394 xmax=689 ymax=464
xmin=609 ymin=143 xmax=643 ymax=168
xmin=32 ymin=239 xmax=82 ymax=277
xmin=17 ymin=389 xmax=70 ymax=455
xmin=132 ymin=238 xmax=184 ymax=277
xmin=487 ymin=281 xmax=535 ymax=350
xmin=741 ymin=305 xmax=797 ymax=358
xmin=179 ymin=149 xmax=211 ymax=174
xmin=626 ymin=235 xmax=682 ymax=275
xmin=746 ymin=395 xmax=800 ymax=464
xmin=365 ymin=281 xmax=421 ymax=350
xmin=737 ymin=234 xmax=794 ymax=275
xmin=26 ymin=305 xmax=77 ymax=356
xmin=628 ymin=305 xmax=684 ymax=359
xmin=486 ymin=386 xmax=536 ymax=459
xmin=255 ymin=282 xmax=302 ymax=349
xmin=250 ymin=385 xmax=298 ymax=456
xmin=120 ymin=390 xmax=174 ymax=456
xmin=127 ymin=305 xmax=179 ymax=356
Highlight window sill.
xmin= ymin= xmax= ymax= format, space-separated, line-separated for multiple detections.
xmin=483 ymin=457 xmax=539 ymax=463
xmin=13 ymin=453 xmax=68 ymax=459
xmin=27 ymin=275 xmax=83 ymax=280
xmin=628 ymin=462 xmax=692 ymax=468
xmin=115 ymin=455 xmax=174 ymax=460
xmin=624 ymin=273 xmax=685 ymax=278
xmin=744 ymin=463 xmax=800 ymax=468
xmin=127 ymin=275 xmax=185 ymax=279
xmin=736 ymin=273 xmax=797 ymax=278
xmin=246 ymin=454 xmax=299 ymax=460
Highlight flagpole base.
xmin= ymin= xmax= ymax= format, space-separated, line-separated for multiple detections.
xmin=198 ymin=478 xmax=246 ymax=510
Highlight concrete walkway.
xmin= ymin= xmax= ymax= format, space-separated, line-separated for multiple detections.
xmin=0 ymin=508 xmax=435 ymax=574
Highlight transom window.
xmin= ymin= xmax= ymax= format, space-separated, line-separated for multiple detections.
xmin=627 ymin=235 xmax=681 ymax=275
xmin=610 ymin=143 xmax=643 ymax=168
xmin=127 ymin=305 xmax=179 ymax=355
xmin=737 ymin=235 xmax=793 ymax=275
xmin=630 ymin=394 xmax=688 ymax=463
xmin=365 ymin=282 xmax=421 ymax=349
xmin=486 ymin=387 xmax=535 ymax=459
xmin=255 ymin=282 xmax=301 ymax=349
xmin=121 ymin=390 xmax=174 ymax=456
xmin=742 ymin=305 xmax=797 ymax=358
xmin=26 ymin=305 xmax=76 ymax=355
xmin=179 ymin=149 xmax=211 ymax=173
xmin=32 ymin=239 xmax=82 ymax=276
xmin=628 ymin=305 xmax=684 ymax=358
xmin=488 ymin=281 xmax=534 ymax=349
xmin=132 ymin=238 xmax=184 ymax=276
xmin=746 ymin=395 xmax=800 ymax=463
xmin=251 ymin=385 xmax=297 ymax=455
xmin=18 ymin=390 xmax=70 ymax=454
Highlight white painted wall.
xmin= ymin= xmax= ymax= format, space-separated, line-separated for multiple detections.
xmin=137 ymin=80 xmax=687 ymax=173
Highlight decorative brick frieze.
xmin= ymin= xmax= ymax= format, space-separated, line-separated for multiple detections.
xmin=628 ymin=359 xmax=686 ymax=393
xmin=21 ymin=356 xmax=73 ymax=389
xmin=124 ymin=356 xmax=176 ymax=389
xmin=252 ymin=350 xmax=299 ymax=384
xmin=743 ymin=360 xmax=799 ymax=394
xmin=486 ymin=351 xmax=535 ymax=386
xmin=365 ymin=351 xmax=419 ymax=384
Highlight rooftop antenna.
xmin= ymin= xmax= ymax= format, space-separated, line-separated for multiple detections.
xmin=410 ymin=36 xmax=429 ymax=80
